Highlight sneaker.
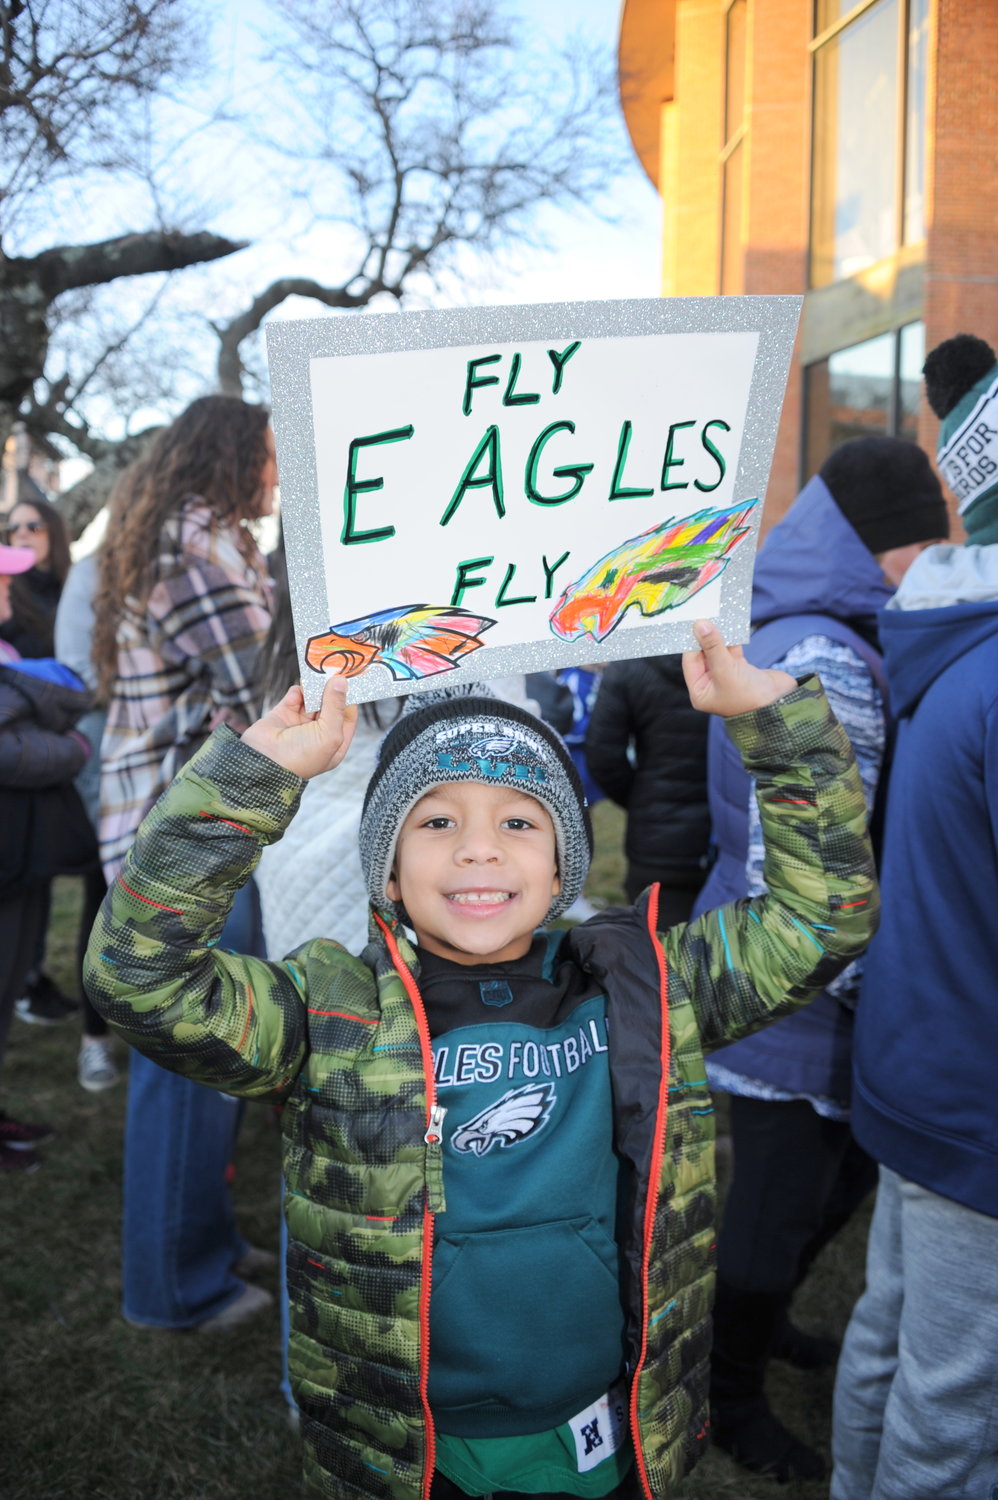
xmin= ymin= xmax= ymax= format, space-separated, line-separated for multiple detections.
xmin=196 ymin=1283 xmax=274 ymax=1334
xmin=0 ymin=1111 xmax=54 ymax=1149
xmin=77 ymin=1037 xmax=120 ymax=1093
xmin=15 ymin=972 xmax=79 ymax=1025
xmin=232 ymin=1244 xmax=278 ymax=1279
xmin=0 ymin=1142 xmax=41 ymax=1174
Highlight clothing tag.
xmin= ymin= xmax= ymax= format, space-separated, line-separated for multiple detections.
xmin=567 ymin=1381 xmax=628 ymax=1473
xmin=479 ymin=979 xmax=514 ymax=1008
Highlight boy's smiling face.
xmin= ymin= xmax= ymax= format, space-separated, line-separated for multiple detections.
xmin=386 ymin=780 xmax=560 ymax=966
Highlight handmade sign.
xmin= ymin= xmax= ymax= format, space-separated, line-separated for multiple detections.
xmin=266 ymin=296 xmax=800 ymax=706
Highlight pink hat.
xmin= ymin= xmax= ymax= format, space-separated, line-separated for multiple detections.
xmin=0 ymin=542 xmax=36 ymax=575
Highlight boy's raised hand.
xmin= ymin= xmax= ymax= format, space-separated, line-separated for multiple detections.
xmin=241 ymin=673 xmax=358 ymax=780
xmin=683 ymin=619 xmax=796 ymax=717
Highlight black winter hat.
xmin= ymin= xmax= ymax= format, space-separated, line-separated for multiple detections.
xmin=819 ymin=436 xmax=949 ymax=556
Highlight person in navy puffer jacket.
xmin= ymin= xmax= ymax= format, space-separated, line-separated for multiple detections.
xmin=832 ymin=336 xmax=998 ymax=1500
xmin=695 ymin=437 xmax=949 ymax=1481
xmin=0 ymin=539 xmax=94 ymax=1172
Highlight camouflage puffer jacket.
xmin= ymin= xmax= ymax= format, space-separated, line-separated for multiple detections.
xmin=85 ymin=677 xmax=877 ymax=1500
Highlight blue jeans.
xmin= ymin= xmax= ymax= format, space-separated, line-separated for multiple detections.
xmin=121 ymin=880 xmax=264 ymax=1328
xmin=832 ymin=1165 xmax=998 ymax=1500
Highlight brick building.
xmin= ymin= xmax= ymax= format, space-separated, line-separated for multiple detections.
xmin=618 ymin=0 xmax=998 ymax=526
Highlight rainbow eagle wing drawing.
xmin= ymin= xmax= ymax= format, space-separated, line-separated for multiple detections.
xmin=548 ymin=499 xmax=758 ymax=644
xmin=305 ymin=605 xmax=496 ymax=681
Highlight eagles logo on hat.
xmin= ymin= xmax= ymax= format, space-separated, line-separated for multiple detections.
xmin=359 ymin=691 xmax=593 ymax=924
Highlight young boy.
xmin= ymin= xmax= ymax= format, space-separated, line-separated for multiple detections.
xmin=85 ymin=622 xmax=877 ymax=1500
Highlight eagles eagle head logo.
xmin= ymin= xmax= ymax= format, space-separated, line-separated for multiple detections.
xmin=450 ymin=1082 xmax=556 ymax=1156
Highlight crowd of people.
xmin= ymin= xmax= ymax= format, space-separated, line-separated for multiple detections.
xmin=1 ymin=332 xmax=996 ymax=1500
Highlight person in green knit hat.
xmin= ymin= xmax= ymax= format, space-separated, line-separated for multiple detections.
xmin=924 ymin=332 xmax=998 ymax=544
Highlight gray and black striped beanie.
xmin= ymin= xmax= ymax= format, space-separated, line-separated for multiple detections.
xmin=359 ymin=692 xmax=593 ymax=924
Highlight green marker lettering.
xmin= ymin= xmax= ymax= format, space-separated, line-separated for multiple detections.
xmin=451 ymin=556 xmax=494 ymax=607
xmin=660 ymin=420 xmax=696 ymax=491
xmin=695 ymin=419 xmax=731 ymax=492
xmin=525 ymin=421 xmax=594 ymax=505
xmin=542 ymin=550 xmax=571 ymax=599
xmin=440 ymin=426 xmax=505 ymax=526
xmin=547 ymin=342 xmax=582 ymax=394
xmin=462 ymin=354 xmax=502 ymax=416
xmin=609 ymin=420 xmax=654 ymax=501
xmin=502 ymin=353 xmax=541 ymax=407
xmin=341 ymin=425 xmax=415 ymax=546
xmin=495 ymin=563 xmax=537 ymax=608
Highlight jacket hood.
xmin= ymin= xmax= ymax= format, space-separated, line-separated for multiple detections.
xmin=751 ymin=475 xmax=893 ymax=627
xmin=879 ymin=542 xmax=998 ymax=717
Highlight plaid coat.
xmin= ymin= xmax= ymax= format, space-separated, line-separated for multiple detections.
xmin=85 ymin=678 xmax=877 ymax=1500
xmin=98 ymin=499 xmax=271 ymax=877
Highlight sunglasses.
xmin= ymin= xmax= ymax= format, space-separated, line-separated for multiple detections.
xmin=1 ymin=520 xmax=46 ymax=540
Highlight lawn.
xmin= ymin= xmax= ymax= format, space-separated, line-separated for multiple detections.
xmin=0 ymin=803 xmax=871 ymax=1499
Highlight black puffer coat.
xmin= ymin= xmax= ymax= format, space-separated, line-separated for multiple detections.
xmin=0 ymin=661 xmax=95 ymax=895
xmin=585 ymin=654 xmax=710 ymax=881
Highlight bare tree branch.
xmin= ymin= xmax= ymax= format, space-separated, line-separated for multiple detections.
xmin=215 ymin=0 xmax=626 ymax=392
xmin=0 ymin=0 xmax=196 ymax=242
xmin=214 ymin=275 xmax=386 ymax=395
xmin=33 ymin=228 xmax=246 ymax=296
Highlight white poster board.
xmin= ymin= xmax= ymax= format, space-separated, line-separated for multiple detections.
xmin=266 ymin=297 xmax=800 ymax=707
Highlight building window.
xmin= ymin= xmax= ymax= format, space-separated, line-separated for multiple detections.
xmin=720 ymin=0 xmax=747 ymax=294
xmin=804 ymin=320 xmax=924 ymax=476
xmin=809 ymin=0 xmax=928 ymax=288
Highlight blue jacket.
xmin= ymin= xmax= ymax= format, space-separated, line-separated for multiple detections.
xmin=852 ymin=547 xmax=998 ymax=1217
xmin=695 ymin=476 xmax=890 ymax=1101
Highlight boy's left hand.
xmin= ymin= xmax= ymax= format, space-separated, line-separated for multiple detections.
xmin=241 ymin=674 xmax=358 ymax=779
xmin=683 ymin=619 xmax=796 ymax=717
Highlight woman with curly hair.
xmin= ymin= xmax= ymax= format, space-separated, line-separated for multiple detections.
xmin=94 ymin=394 xmax=277 ymax=1332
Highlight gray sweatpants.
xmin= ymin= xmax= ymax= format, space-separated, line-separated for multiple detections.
xmin=832 ymin=1165 xmax=998 ymax=1500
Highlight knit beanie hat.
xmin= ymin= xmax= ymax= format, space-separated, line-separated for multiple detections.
xmin=359 ymin=688 xmax=593 ymax=924
xmin=923 ymin=334 xmax=998 ymax=546
xmin=819 ymin=436 xmax=949 ymax=555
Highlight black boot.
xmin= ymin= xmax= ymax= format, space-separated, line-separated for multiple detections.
xmin=771 ymin=1311 xmax=839 ymax=1370
xmin=710 ymin=1282 xmax=826 ymax=1483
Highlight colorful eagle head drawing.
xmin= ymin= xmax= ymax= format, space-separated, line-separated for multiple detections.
xmin=548 ymin=499 xmax=758 ymax=644
xmin=305 ymin=604 xmax=496 ymax=682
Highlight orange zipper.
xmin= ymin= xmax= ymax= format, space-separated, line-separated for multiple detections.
xmin=629 ymin=885 xmax=671 ymax=1500
xmin=375 ymin=915 xmax=440 ymax=1500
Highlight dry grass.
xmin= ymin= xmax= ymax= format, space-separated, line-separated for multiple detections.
xmin=0 ymin=814 xmax=870 ymax=1498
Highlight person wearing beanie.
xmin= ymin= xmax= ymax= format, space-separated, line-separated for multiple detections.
xmin=694 ymin=437 xmax=948 ymax=1483
xmin=925 ymin=331 xmax=998 ymax=545
xmin=84 ymin=622 xmax=878 ymax=1500
xmin=831 ymin=337 xmax=998 ymax=1499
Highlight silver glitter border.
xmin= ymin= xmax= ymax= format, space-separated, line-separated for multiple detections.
xmin=266 ymin=295 xmax=802 ymax=708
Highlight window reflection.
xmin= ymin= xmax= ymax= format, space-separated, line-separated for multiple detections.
xmin=904 ymin=0 xmax=929 ymax=247
xmin=804 ymin=322 xmax=924 ymax=475
xmin=811 ymin=0 xmax=900 ymax=287
xmin=898 ymin=322 xmax=925 ymax=441
xmin=720 ymin=0 xmax=747 ymax=294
